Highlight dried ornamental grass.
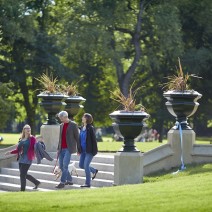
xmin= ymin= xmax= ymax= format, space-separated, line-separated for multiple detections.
xmin=59 ymin=81 xmax=80 ymax=96
xmin=35 ymin=72 xmax=60 ymax=94
xmin=110 ymin=82 xmax=145 ymax=111
xmin=163 ymin=58 xmax=201 ymax=92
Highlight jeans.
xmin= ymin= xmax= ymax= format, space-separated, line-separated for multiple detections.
xmin=79 ymin=152 xmax=96 ymax=186
xmin=19 ymin=163 xmax=40 ymax=191
xmin=59 ymin=148 xmax=72 ymax=183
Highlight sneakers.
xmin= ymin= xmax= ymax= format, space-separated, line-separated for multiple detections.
xmin=55 ymin=183 xmax=65 ymax=189
xmin=33 ymin=181 xmax=41 ymax=190
xmin=92 ymin=169 xmax=98 ymax=180
xmin=80 ymin=184 xmax=90 ymax=188
xmin=65 ymin=181 xmax=73 ymax=185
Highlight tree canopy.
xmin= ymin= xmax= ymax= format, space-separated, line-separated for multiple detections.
xmin=0 ymin=0 xmax=211 ymax=137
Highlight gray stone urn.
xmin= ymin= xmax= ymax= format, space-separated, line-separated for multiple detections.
xmin=109 ymin=111 xmax=150 ymax=152
xmin=64 ymin=96 xmax=86 ymax=119
xmin=163 ymin=90 xmax=202 ymax=130
xmin=37 ymin=93 xmax=68 ymax=125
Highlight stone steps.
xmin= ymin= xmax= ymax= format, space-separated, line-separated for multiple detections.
xmin=0 ymin=181 xmax=53 ymax=192
xmin=49 ymin=153 xmax=115 ymax=165
xmin=0 ymin=153 xmax=114 ymax=192
xmin=0 ymin=174 xmax=94 ymax=190
xmin=43 ymin=159 xmax=114 ymax=172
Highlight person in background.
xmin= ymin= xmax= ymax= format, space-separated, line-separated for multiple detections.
xmin=78 ymin=113 xmax=98 ymax=188
xmin=56 ymin=111 xmax=80 ymax=189
xmin=5 ymin=124 xmax=40 ymax=191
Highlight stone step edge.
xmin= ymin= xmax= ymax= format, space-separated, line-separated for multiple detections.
xmin=36 ymin=159 xmax=114 ymax=167
xmin=8 ymin=164 xmax=115 ymax=181
xmin=0 ymin=174 xmax=74 ymax=186
xmin=49 ymin=153 xmax=114 ymax=158
xmin=12 ymin=162 xmax=114 ymax=175
xmin=1 ymin=168 xmax=114 ymax=183
xmin=0 ymin=174 xmax=97 ymax=189
xmin=14 ymin=162 xmax=114 ymax=174
xmin=0 ymin=182 xmax=54 ymax=192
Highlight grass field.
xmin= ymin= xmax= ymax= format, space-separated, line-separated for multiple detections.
xmin=0 ymin=133 xmax=20 ymax=148
xmin=0 ymin=133 xmax=211 ymax=211
xmin=0 ymin=133 xmax=211 ymax=151
xmin=0 ymin=163 xmax=211 ymax=212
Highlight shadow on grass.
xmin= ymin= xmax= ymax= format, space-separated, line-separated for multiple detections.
xmin=186 ymin=163 xmax=212 ymax=175
xmin=144 ymin=163 xmax=212 ymax=183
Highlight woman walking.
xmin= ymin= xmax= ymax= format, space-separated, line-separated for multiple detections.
xmin=78 ymin=113 xmax=98 ymax=188
xmin=5 ymin=124 xmax=40 ymax=191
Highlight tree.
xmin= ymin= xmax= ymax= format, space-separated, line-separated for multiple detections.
xmin=0 ymin=82 xmax=14 ymax=130
xmin=177 ymin=0 xmax=212 ymax=135
xmin=0 ymin=0 xmax=211 ymax=137
xmin=0 ymin=0 xmax=67 ymax=133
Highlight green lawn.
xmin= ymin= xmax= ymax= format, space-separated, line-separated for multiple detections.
xmin=0 ymin=163 xmax=211 ymax=212
xmin=0 ymin=133 xmax=20 ymax=148
xmin=98 ymin=135 xmax=211 ymax=152
xmin=98 ymin=138 xmax=167 ymax=152
xmin=0 ymin=133 xmax=211 ymax=151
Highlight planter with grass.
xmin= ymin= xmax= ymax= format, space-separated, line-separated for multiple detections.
xmin=36 ymin=73 xmax=68 ymax=125
xmin=110 ymin=83 xmax=149 ymax=152
xmin=59 ymin=80 xmax=86 ymax=119
xmin=64 ymin=96 xmax=86 ymax=119
xmin=37 ymin=93 xmax=68 ymax=125
xmin=110 ymin=83 xmax=149 ymax=185
xmin=163 ymin=58 xmax=202 ymax=130
xmin=163 ymin=90 xmax=202 ymax=130
xmin=110 ymin=110 xmax=149 ymax=152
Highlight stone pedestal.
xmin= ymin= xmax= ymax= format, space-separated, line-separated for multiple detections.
xmin=114 ymin=152 xmax=143 ymax=185
xmin=40 ymin=125 xmax=60 ymax=152
xmin=167 ymin=129 xmax=195 ymax=168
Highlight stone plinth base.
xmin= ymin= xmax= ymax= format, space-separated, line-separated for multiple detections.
xmin=114 ymin=152 xmax=143 ymax=185
xmin=168 ymin=129 xmax=195 ymax=167
xmin=40 ymin=125 xmax=60 ymax=152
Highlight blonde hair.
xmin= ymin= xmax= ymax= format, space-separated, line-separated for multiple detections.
xmin=21 ymin=124 xmax=31 ymax=139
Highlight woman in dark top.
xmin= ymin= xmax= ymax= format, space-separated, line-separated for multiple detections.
xmin=5 ymin=125 xmax=40 ymax=191
xmin=78 ymin=113 xmax=98 ymax=188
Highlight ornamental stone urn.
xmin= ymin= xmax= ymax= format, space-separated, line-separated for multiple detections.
xmin=109 ymin=111 xmax=150 ymax=152
xmin=163 ymin=90 xmax=202 ymax=130
xmin=37 ymin=93 xmax=68 ymax=125
xmin=64 ymin=96 xmax=86 ymax=119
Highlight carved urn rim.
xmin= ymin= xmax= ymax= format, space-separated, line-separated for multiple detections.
xmin=109 ymin=110 xmax=150 ymax=117
xmin=65 ymin=96 xmax=86 ymax=101
xmin=37 ymin=93 xmax=69 ymax=98
xmin=163 ymin=90 xmax=202 ymax=98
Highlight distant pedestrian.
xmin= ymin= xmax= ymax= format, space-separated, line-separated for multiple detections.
xmin=5 ymin=125 xmax=40 ymax=191
xmin=78 ymin=113 xmax=98 ymax=188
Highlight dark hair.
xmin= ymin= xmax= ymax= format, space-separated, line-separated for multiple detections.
xmin=83 ymin=113 xmax=93 ymax=124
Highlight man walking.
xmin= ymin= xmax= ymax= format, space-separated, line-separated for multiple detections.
xmin=55 ymin=111 xmax=80 ymax=188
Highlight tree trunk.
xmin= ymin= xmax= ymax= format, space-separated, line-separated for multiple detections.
xmin=158 ymin=119 xmax=164 ymax=143
xmin=19 ymin=81 xmax=37 ymax=135
xmin=114 ymin=0 xmax=144 ymax=97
